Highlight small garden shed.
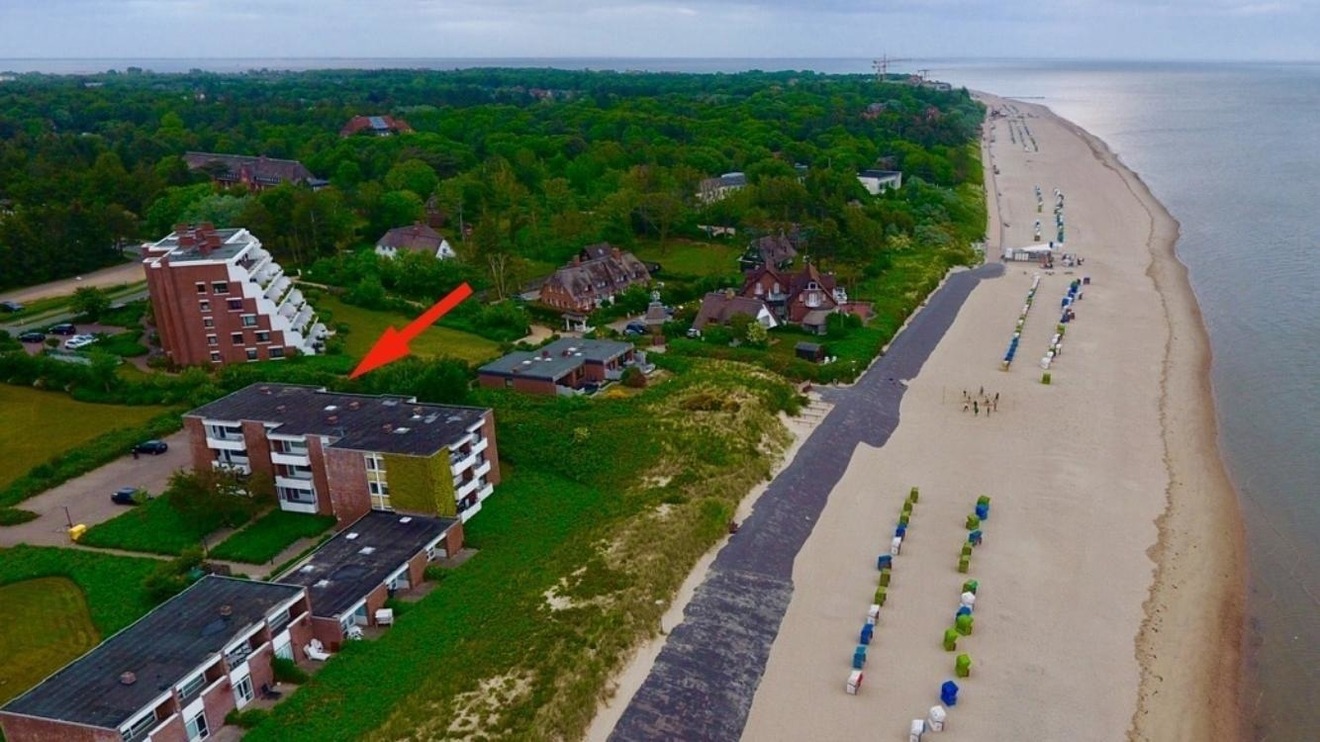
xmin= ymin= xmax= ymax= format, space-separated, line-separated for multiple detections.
xmin=795 ymin=342 xmax=826 ymax=363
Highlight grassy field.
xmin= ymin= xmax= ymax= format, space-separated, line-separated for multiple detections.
xmin=245 ymin=359 xmax=799 ymax=742
xmin=319 ymin=296 xmax=503 ymax=366
xmin=0 ymin=386 xmax=171 ymax=491
xmin=631 ymin=239 xmax=741 ymax=278
xmin=0 ymin=577 xmax=100 ymax=704
xmin=210 ymin=510 xmax=336 ymax=564
xmin=81 ymin=494 xmax=254 ymax=556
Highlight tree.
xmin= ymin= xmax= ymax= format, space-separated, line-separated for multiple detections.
xmin=384 ymin=159 xmax=440 ymax=200
xmin=166 ymin=469 xmax=255 ymax=529
xmin=71 ymin=286 xmax=111 ymax=321
xmin=745 ymin=321 xmax=769 ymax=348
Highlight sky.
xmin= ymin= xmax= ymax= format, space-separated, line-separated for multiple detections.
xmin=0 ymin=0 xmax=1316 ymax=63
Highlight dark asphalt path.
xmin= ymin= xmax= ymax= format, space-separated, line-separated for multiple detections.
xmin=609 ymin=263 xmax=1003 ymax=742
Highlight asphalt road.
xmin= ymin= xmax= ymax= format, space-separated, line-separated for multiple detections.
xmin=609 ymin=263 xmax=1004 ymax=742
xmin=0 ymin=430 xmax=191 ymax=548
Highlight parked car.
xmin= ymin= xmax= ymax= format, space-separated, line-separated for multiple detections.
xmin=17 ymin=331 xmax=45 ymax=343
xmin=686 ymin=327 xmax=702 ymax=338
xmin=48 ymin=323 xmax=77 ymax=335
xmin=111 ymin=487 xmax=145 ymax=505
xmin=624 ymin=321 xmax=648 ymax=336
xmin=132 ymin=440 xmax=169 ymax=455
xmin=0 ymin=300 xmax=24 ymax=312
xmin=64 ymin=334 xmax=97 ymax=350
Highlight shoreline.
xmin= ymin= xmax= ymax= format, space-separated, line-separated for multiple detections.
xmin=1034 ymin=105 xmax=1246 ymax=741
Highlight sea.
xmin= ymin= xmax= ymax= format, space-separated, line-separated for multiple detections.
xmin=4 ymin=56 xmax=1318 ymax=739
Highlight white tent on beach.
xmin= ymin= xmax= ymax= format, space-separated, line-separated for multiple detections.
xmin=1003 ymin=242 xmax=1058 ymax=262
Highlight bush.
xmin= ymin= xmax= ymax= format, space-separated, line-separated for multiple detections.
xmin=0 ymin=508 xmax=37 ymax=525
xmin=226 ymin=709 xmax=271 ymax=729
xmin=621 ymin=366 xmax=647 ymax=388
xmin=271 ymin=656 xmax=309 ymax=684
xmin=141 ymin=548 xmax=204 ymax=604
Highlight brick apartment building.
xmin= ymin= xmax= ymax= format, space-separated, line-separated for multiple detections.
xmin=477 ymin=338 xmax=637 ymax=396
xmin=0 ymin=576 xmax=313 ymax=742
xmin=279 ymin=510 xmax=461 ymax=651
xmin=184 ymin=384 xmax=500 ymax=525
xmin=143 ymin=224 xmax=328 ymax=367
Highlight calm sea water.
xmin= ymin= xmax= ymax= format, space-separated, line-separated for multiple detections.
xmin=4 ymin=56 xmax=1316 ymax=738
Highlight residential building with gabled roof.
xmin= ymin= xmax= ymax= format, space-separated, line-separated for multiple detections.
xmin=539 ymin=244 xmax=651 ymax=314
xmin=339 ymin=115 xmax=413 ymax=137
xmin=182 ymin=152 xmax=326 ymax=191
xmin=374 ymin=223 xmax=455 ymax=260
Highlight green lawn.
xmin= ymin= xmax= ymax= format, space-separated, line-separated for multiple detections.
xmin=81 ymin=494 xmax=254 ymax=556
xmin=631 ymin=239 xmax=741 ymax=278
xmin=0 ymin=546 xmax=160 ymax=703
xmin=210 ymin=510 xmax=336 ymax=564
xmin=0 ymin=577 xmax=100 ymax=704
xmin=319 ymin=296 xmax=503 ymax=366
xmin=0 ymin=385 xmax=171 ymax=491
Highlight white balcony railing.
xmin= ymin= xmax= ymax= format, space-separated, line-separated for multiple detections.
xmin=271 ymin=450 xmax=310 ymax=467
xmin=455 ymin=476 xmax=482 ymax=500
xmin=275 ymin=475 xmax=315 ymax=491
xmin=206 ymin=436 xmax=247 ymax=452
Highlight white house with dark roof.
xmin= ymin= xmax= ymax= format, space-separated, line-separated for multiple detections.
xmin=374 ymin=223 xmax=455 ymax=260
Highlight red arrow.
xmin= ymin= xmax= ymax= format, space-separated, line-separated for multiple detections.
xmin=349 ymin=283 xmax=474 ymax=379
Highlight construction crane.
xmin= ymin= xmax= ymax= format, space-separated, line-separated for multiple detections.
xmin=872 ymin=55 xmax=912 ymax=82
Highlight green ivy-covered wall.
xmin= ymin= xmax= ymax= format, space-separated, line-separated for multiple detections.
xmin=382 ymin=452 xmax=455 ymax=517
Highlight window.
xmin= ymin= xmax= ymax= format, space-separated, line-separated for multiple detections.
xmin=277 ymin=485 xmax=316 ymax=504
xmin=255 ymin=330 xmax=270 ymax=343
xmin=268 ymin=346 xmax=285 ymax=358
xmin=268 ymin=607 xmax=291 ymax=634
xmin=212 ymin=281 xmax=229 ymax=294
xmin=123 ymin=712 xmax=155 ymax=742
xmin=274 ymin=640 xmax=294 ymax=661
xmin=240 ymin=314 xmax=257 ymax=328
xmin=206 ymin=335 xmax=218 ymax=347
xmin=210 ymin=351 xmax=222 ymax=363
xmin=369 ymin=480 xmax=390 ymax=496
xmin=178 ymin=673 xmax=205 ymax=701
xmin=199 ymin=300 xmax=211 ymax=313
xmin=233 ymin=675 xmax=254 ymax=707
xmin=364 ymin=454 xmax=384 ymax=471
xmin=195 ymin=282 xmax=207 ymax=295
xmin=245 ymin=348 xmax=258 ymax=361
xmin=202 ymin=317 xmax=214 ymax=329
xmin=231 ymin=332 xmax=243 ymax=345
xmin=184 ymin=708 xmax=209 ymax=741
xmin=227 ymin=298 xmax=243 ymax=311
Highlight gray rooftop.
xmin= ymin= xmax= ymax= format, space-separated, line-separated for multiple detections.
xmin=859 ymin=169 xmax=902 ymax=179
xmin=186 ymin=384 xmax=488 ymax=457
xmin=2 ymin=577 xmax=303 ymax=730
xmin=478 ymin=338 xmax=633 ymax=382
xmin=150 ymin=227 xmax=255 ymax=263
xmin=277 ymin=511 xmax=457 ymax=618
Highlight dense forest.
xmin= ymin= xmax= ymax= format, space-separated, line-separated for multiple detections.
xmin=0 ymin=67 xmax=984 ymax=294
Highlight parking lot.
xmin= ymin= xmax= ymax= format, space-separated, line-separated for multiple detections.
xmin=0 ymin=430 xmax=190 ymax=548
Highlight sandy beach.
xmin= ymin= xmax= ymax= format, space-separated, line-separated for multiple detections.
xmin=730 ymin=97 xmax=1244 ymax=741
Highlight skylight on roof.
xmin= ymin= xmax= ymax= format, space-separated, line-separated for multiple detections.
xmin=393 ymin=427 xmax=410 ymax=434
xmin=359 ymin=546 xmax=376 ymax=555
xmin=399 ymin=516 xmax=413 ymax=523
xmin=299 ymin=565 xmax=316 ymax=573
xmin=324 ymin=405 xmax=339 ymax=412
xmin=345 ymin=532 xmax=359 ymax=540
xmin=314 ymin=579 xmax=331 ymax=588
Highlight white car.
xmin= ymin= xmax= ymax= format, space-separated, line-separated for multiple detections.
xmin=63 ymin=334 xmax=98 ymax=350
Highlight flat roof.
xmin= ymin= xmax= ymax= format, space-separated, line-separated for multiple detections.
xmin=478 ymin=338 xmax=632 ymax=382
xmin=186 ymin=384 xmax=488 ymax=457
xmin=150 ymin=228 xmax=255 ymax=264
xmin=2 ymin=577 xmax=302 ymax=730
xmin=277 ymin=511 xmax=457 ymax=617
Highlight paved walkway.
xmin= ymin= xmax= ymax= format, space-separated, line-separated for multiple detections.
xmin=608 ymin=263 xmax=1003 ymax=742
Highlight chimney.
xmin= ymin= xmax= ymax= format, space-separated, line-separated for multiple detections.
xmin=349 ymin=400 xmax=360 ymax=409
xmin=219 ymin=604 xmax=233 ymax=618
xmin=541 ymin=350 xmax=550 ymax=359
xmin=327 ymin=415 xmax=338 ymax=424
xmin=119 ymin=672 xmax=137 ymax=686
xmin=612 ymin=247 xmax=621 ymax=260
xmin=177 ymin=229 xmax=196 ymax=250
xmin=724 ymin=288 xmax=735 ymax=299
xmin=382 ymin=424 xmax=392 ymax=432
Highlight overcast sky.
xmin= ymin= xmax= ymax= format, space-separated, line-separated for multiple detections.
xmin=0 ymin=0 xmax=1316 ymax=62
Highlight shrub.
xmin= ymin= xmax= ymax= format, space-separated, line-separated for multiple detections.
xmin=141 ymin=548 xmax=204 ymax=604
xmin=271 ymin=657 xmax=309 ymax=684
xmin=0 ymin=508 xmax=37 ymax=525
xmin=226 ymin=709 xmax=271 ymax=729
xmin=621 ymin=366 xmax=647 ymax=388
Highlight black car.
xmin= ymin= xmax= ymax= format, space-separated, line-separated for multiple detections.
xmin=18 ymin=331 xmax=45 ymax=343
xmin=0 ymin=300 xmax=23 ymax=313
xmin=48 ymin=323 xmax=77 ymax=336
xmin=132 ymin=440 xmax=169 ymax=455
xmin=111 ymin=487 xmax=144 ymax=505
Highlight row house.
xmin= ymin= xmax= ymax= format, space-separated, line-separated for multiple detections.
xmin=143 ymin=224 xmax=328 ymax=367
xmin=0 ymin=577 xmax=313 ymax=742
xmin=539 ymin=244 xmax=651 ymax=314
xmin=477 ymin=338 xmax=637 ymax=396
xmin=184 ymin=384 xmax=500 ymax=525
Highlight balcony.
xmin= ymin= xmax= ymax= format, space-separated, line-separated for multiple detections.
xmin=206 ymin=435 xmax=247 ymax=452
xmin=471 ymin=436 xmax=489 ymax=456
xmin=212 ymin=459 xmax=252 ymax=476
xmin=476 ymin=482 xmax=494 ymax=502
xmin=450 ymin=449 xmax=477 ymax=474
xmin=275 ymin=475 xmax=314 ymax=491
xmin=271 ymin=450 xmax=310 ymax=467
xmin=455 ymin=476 xmax=482 ymax=500
xmin=472 ymin=459 xmax=492 ymax=479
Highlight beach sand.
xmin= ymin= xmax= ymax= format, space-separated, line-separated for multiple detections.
xmin=734 ymin=97 xmax=1244 ymax=741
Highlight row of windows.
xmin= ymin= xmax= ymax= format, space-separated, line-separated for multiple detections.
xmin=195 ymin=281 xmax=230 ymax=295
xmin=206 ymin=330 xmax=272 ymax=346
xmin=198 ymin=298 xmax=246 ymax=313
xmin=208 ymin=346 xmax=285 ymax=363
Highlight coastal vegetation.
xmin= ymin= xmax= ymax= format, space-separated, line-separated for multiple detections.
xmin=0 ymin=67 xmax=987 ymax=737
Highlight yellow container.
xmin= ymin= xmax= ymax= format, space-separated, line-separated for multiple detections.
xmin=68 ymin=524 xmax=88 ymax=543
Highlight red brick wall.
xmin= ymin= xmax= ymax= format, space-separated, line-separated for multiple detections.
xmin=443 ymin=522 xmax=465 ymax=558
xmin=305 ymin=436 xmax=335 ymax=518
xmin=479 ymin=412 xmax=502 ymax=486
xmin=147 ymin=716 xmax=186 ymax=742
xmin=478 ymin=373 xmax=559 ymax=396
xmin=323 ymin=448 xmax=370 ymax=527
xmin=184 ymin=417 xmax=210 ymax=472
xmin=240 ymin=421 xmax=274 ymax=481
xmin=244 ymin=644 xmax=276 ymax=699
xmin=0 ymin=714 xmax=120 ymax=742
xmin=198 ymin=679 xmax=237 ymax=735
xmin=288 ymin=612 xmax=316 ymax=663
xmin=365 ymin=584 xmax=390 ymax=625
xmin=407 ymin=551 xmax=428 ymax=588
xmin=310 ymin=616 xmax=344 ymax=653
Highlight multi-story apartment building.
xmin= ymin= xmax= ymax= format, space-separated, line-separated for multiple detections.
xmin=0 ymin=576 xmax=314 ymax=742
xmin=144 ymin=224 xmax=328 ymax=367
xmin=184 ymin=384 xmax=500 ymax=525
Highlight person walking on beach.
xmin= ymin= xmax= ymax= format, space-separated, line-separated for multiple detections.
xmin=973 ymin=401 xmax=979 ymax=416
xmin=963 ymin=399 xmax=970 ymax=413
